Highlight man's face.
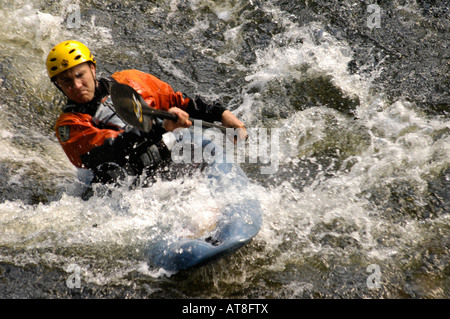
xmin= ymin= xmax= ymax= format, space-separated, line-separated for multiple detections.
xmin=54 ymin=62 xmax=97 ymax=104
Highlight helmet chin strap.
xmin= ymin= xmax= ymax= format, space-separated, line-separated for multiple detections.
xmin=90 ymin=65 xmax=100 ymax=99
xmin=89 ymin=63 xmax=98 ymax=88
xmin=51 ymin=78 xmax=66 ymax=96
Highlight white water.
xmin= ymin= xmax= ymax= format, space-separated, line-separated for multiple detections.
xmin=0 ymin=0 xmax=449 ymax=297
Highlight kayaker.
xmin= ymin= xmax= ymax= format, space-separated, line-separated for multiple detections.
xmin=46 ymin=40 xmax=246 ymax=185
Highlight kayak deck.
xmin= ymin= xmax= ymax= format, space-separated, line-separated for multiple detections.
xmin=147 ymin=133 xmax=263 ymax=272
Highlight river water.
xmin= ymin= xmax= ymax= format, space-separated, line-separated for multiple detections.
xmin=0 ymin=0 xmax=448 ymax=299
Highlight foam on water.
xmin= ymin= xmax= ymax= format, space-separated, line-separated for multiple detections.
xmin=226 ymin=7 xmax=450 ymax=280
xmin=0 ymin=0 xmax=448 ymax=295
xmin=0 ymin=170 xmax=240 ymax=284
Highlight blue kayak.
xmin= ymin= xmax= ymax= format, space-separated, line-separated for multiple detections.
xmin=146 ymin=130 xmax=263 ymax=272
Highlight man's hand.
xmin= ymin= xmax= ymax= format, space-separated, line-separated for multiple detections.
xmin=221 ymin=110 xmax=247 ymax=142
xmin=163 ymin=107 xmax=192 ymax=131
xmin=163 ymin=108 xmax=247 ymax=143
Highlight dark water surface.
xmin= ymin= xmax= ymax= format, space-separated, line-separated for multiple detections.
xmin=0 ymin=0 xmax=448 ymax=299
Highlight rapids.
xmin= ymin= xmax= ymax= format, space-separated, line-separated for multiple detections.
xmin=0 ymin=0 xmax=448 ymax=298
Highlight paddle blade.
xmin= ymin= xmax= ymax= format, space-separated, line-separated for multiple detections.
xmin=110 ymin=83 xmax=154 ymax=132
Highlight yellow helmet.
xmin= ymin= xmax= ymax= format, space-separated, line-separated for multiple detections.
xmin=46 ymin=40 xmax=96 ymax=79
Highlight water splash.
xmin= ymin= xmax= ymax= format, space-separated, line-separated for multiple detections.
xmin=0 ymin=0 xmax=448 ymax=298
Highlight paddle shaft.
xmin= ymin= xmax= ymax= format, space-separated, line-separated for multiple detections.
xmin=146 ymin=108 xmax=228 ymax=133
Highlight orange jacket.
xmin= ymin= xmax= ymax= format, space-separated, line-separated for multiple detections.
xmin=55 ymin=69 xmax=191 ymax=169
xmin=56 ymin=112 xmax=121 ymax=168
xmin=111 ymin=69 xmax=190 ymax=111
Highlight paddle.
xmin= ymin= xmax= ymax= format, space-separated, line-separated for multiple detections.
xmin=110 ymin=83 xmax=228 ymax=133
